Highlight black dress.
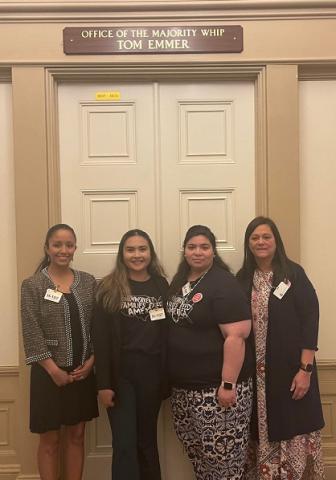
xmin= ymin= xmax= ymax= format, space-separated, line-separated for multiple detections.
xmin=30 ymin=292 xmax=98 ymax=433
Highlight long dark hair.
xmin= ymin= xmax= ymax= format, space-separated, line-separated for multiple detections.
xmin=169 ymin=225 xmax=230 ymax=294
xmin=96 ymin=229 xmax=166 ymax=312
xmin=35 ymin=224 xmax=77 ymax=273
xmin=239 ymin=216 xmax=293 ymax=286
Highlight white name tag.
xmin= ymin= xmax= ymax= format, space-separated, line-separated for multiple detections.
xmin=149 ymin=308 xmax=166 ymax=321
xmin=182 ymin=282 xmax=191 ymax=297
xmin=44 ymin=288 xmax=63 ymax=303
xmin=273 ymin=281 xmax=291 ymax=299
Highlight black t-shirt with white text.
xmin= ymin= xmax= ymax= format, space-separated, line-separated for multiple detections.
xmin=167 ymin=264 xmax=253 ymax=388
xmin=121 ymin=277 xmax=168 ymax=355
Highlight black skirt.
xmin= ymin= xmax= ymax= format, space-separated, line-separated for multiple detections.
xmin=30 ymin=363 xmax=99 ymax=434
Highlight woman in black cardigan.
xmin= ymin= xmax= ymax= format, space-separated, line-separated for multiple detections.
xmin=237 ymin=216 xmax=325 ymax=479
xmin=92 ymin=229 xmax=168 ymax=480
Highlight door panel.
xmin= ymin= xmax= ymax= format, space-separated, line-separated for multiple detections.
xmin=59 ymin=83 xmax=157 ymax=279
xmin=159 ymin=81 xmax=255 ymax=276
xmin=58 ymin=80 xmax=255 ymax=480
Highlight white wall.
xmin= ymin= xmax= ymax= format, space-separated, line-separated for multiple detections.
xmin=0 ymin=82 xmax=19 ymax=366
xmin=300 ymin=80 xmax=336 ymax=360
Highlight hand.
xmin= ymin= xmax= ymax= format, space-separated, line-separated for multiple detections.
xmin=70 ymin=355 xmax=94 ymax=381
xmin=49 ymin=366 xmax=73 ymax=387
xmin=98 ymin=389 xmax=116 ymax=408
xmin=217 ymin=385 xmax=237 ymax=408
xmin=290 ymin=370 xmax=311 ymax=400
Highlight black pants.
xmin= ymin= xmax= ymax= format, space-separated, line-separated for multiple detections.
xmin=107 ymin=352 xmax=162 ymax=480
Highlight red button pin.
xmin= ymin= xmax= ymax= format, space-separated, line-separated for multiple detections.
xmin=192 ymin=292 xmax=203 ymax=303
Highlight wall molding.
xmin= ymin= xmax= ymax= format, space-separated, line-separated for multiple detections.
xmin=16 ymin=475 xmax=40 ymax=480
xmin=318 ymin=360 xmax=336 ymax=370
xmin=1 ymin=1 xmax=336 ymax=22
xmin=0 ymin=70 xmax=11 ymax=83
xmin=317 ymin=359 xmax=336 ymax=480
xmin=0 ymin=464 xmax=21 ymax=480
xmin=0 ymin=367 xmax=20 ymax=480
xmin=299 ymin=64 xmax=336 ymax=81
xmin=0 ymin=464 xmax=20 ymax=473
xmin=0 ymin=367 xmax=19 ymax=378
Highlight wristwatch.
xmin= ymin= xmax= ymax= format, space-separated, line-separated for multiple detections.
xmin=220 ymin=380 xmax=236 ymax=390
xmin=300 ymin=362 xmax=313 ymax=373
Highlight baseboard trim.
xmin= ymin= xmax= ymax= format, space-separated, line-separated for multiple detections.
xmin=0 ymin=366 xmax=19 ymax=377
xmin=0 ymin=465 xmax=20 ymax=473
xmin=317 ymin=360 xmax=336 ymax=370
xmin=0 ymin=464 xmax=20 ymax=480
xmin=324 ymin=456 xmax=336 ymax=480
xmin=16 ymin=475 xmax=40 ymax=480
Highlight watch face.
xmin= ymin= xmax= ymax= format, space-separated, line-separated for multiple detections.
xmin=305 ymin=363 xmax=313 ymax=372
xmin=223 ymin=382 xmax=233 ymax=390
xmin=301 ymin=363 xmax=313 ymax=372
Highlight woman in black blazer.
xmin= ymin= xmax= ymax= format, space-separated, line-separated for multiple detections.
xmin=237 ymin=216 xmax=325 ymax=480
xmin=21 ymin=224 xmax=98 ymax=480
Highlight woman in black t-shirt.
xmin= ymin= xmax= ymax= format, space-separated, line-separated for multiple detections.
xmin=167 ymin=225 xmax=253 ymax=480
xmin=92 ymin=229 xmax=169 ymax=480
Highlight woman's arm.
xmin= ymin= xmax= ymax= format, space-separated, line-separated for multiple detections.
xmin=39 ymin=358 xmax=73 ymax=387
xmin=294 ymin=264 xmax=320 ymax=350
xmin=91 ymin=303 xmax=115 ymax=391
xmin=290 ymin=348 xmax=315 ymax=400
xmin=21 ymin=278 xmax=52 ymax=364
xmin=70 ymin=354 xmax=95 ymax=381
xmin=217 ymin=320 xmax=251 ymax=408
xmin=290 ymin=264 xmax=319 ymax=400
xmin=91 ymin=305 xmax=117 ymax=407
xmin=98 ymin=389 xmax=115 ymax=408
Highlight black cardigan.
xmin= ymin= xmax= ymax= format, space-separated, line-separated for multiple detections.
xmin=237 ymin=261 xmax=324 ymax=441
xmin=91 ymin=275 xmax=169 ymax=398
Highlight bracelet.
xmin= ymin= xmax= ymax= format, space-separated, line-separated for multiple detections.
xmin=220 ymin=380 xmax=236 ymax=390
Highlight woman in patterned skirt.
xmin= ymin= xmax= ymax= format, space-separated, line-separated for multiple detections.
xmin=167 ymin=225 xmax=254 ymax=480
xmin=237 ymin=216 xmax=325 ymax=479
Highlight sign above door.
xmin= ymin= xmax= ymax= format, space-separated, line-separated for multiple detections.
xmin=63 ymin=25 xmax=243 ymax=55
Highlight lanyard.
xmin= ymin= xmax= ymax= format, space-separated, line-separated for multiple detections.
xmin=175 ymin=269 xmax=209 ymax=323
xmin=183 ymin=269 xmax=209 ymax=299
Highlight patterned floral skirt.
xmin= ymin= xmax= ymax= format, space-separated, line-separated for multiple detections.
xmin=171 ymin=379 xmax=253 ymax=480
xmin=245 ymin=431 xmax=325 ymax=480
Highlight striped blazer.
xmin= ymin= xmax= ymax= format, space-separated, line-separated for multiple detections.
xmin=21 ymin=268 xmax=96 ymax=367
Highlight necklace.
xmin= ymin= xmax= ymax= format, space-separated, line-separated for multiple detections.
xmin=173 ymin=269 xmax=210 ymax=324
xmin=46 ymin=268 xmax=74 ymax=294
xmin=184 ymin=269 xmax=210 ymax=299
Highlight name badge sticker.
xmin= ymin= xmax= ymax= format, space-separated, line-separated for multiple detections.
xmin=273 ymin=281 xmax=291 ymax=300
xmin=44 ymin=289 xmax=63 ymax=303
xmin=182 ymin=282 xmax=191 ymax=297
xmin=149 ymin=308 xmax=166 ymax=321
